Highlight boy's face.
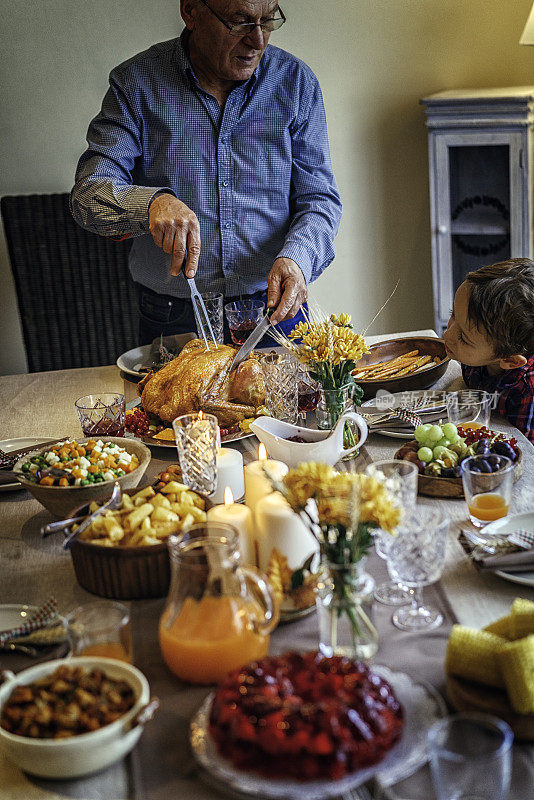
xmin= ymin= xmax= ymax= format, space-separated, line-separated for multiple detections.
xmin=443 ymin=281 xmax=501 ymax=369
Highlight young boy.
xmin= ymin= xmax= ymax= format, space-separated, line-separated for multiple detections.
xmin=443 ymin=258 xmax=534 ymax=442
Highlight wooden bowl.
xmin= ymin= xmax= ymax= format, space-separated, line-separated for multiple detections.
xmin=13 ymin=438 xmax=151 ymax=518
xmin=354 ymin=337 xmax=449 ymax=399
xmin=67 ymin=487 xmax=208 ymax=600
xmin=446 ymin=674 xmax=534 ymax=741
xmin=394 ymin=444 xmax=523 ymax=498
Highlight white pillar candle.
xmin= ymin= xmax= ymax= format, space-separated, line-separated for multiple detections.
xmin=244 ymin=444 xmax=288 ymax=514
xmin=211 ymin=448 xmax=245 ymax=505
xmin=255 ymin=492 xmax=319 ymax=574
xmin=207 ymin=488 xmax=255 ymax=565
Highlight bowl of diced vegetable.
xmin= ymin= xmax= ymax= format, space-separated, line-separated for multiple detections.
xmin=13 ymin=438 xmax=151 ymax=517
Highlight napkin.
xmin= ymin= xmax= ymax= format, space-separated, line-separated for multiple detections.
xmin=476 ymin=548 xmax=534 ymax=573
xmin=0 ymin=597 xmax=58 ymax=647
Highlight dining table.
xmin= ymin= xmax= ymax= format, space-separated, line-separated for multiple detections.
xmin=0 ymin=328 xmax=533 ymax=800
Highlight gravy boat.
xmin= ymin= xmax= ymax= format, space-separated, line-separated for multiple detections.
xmin=249 ymin=412 xmax=368 ymax=468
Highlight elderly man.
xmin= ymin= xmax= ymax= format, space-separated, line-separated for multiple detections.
xmin=71 ymin=0 xmax=342 ymax=345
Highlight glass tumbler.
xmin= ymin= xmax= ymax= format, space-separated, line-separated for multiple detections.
xmin=446 ymin=390 xmax=492 ymax=431
xmin=461 ymin=454 xmax=513 ymax=528
xmin=66 ymin=600 xmax=132 ymax=662
xmin=200 ymin=292 xmax=224 ymax=344
xmin=365 ymin=460 xmax=418 ymax=606
xmin=173 ymin=412 xmax=219 ymax=495
xmin=428 ymin=713 xmax=513 ymax=800
xmin=75 ymin=393 xmax=126 ymax=437
xmin=224 ymin=299 xmax=265 ymax=346
xmin=260 ymin=352 xmax=299 ymax=424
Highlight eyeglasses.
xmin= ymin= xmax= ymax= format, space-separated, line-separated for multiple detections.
xmin=197 ymin=0 xmax=286 ymax=36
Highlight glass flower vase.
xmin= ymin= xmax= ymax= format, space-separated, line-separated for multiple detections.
xmin=315 ymin=384 xmax=353 ymax=430
xmin=316 ymin=559 xmax=378 ymax=662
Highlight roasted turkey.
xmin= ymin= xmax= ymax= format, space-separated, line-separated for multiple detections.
xmin=137 ymin=339 xmax=266 ymax=427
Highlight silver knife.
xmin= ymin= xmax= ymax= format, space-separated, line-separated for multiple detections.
xmin=229 ymin=310 xmax=272 ymax=371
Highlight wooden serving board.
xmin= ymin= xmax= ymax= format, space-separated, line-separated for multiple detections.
xmin=394 ymin=445 xmax=523 ymax=499
xmin=446 ymin=674 xmax=534 ymax=741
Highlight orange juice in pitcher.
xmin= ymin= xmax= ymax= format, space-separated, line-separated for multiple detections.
xmin=159 ymin=523 xmax=278 ymax=684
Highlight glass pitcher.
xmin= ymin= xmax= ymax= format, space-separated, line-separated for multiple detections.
xmin=159 ymin=522 xmax=279 ymax=684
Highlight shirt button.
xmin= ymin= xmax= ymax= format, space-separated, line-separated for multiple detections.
xmin=222 ymin=180 xmax=229 ymax=187
xmin=224 ymin=222 xmax=231 ymax=229
xmin=221 ymin=136 xmax=227 ymax=143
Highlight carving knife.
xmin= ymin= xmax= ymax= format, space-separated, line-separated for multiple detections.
xmin=229 ymin=310 xmax=272 ymax=372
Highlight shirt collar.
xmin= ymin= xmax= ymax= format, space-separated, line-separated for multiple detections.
xmin=471 ymin=353 xmax=534 ymax=389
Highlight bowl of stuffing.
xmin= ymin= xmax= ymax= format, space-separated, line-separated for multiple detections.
xmin=13 ymin=437 xmax=151 ymax=517
xmin=0 ymin=657 xmax=156 ymax=778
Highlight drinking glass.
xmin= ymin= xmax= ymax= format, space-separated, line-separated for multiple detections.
xmin=75 ymin=393 xmax=126 ymax=437
xmin=365 ymin=460 xmax=418 ymax=606
xmin=224 ymin=299 xmax=265 ymax=346
xmin=173 ymin=412 xmax=218 ymax=495
xmin=461 ymin=455 xmax=513 ymax=529
xmin=260 ymin=352 xmax=299 ymax=424
xmin=428 ymin=713 xmax=513 ymax=800
xmin=297 ymin=366 xmax=320 ymax=416
xmin=66 ymin=600 xmax=132 ymax=662
xmin=200 ymin=292 xmax=224 ymax=344
xmin=386 ymin=506 xmax=449 ymax=630
xmin=446 ymin=390 xmax=492 ymax=431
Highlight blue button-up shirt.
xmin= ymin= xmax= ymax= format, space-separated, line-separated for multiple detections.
xmin=70 ymin=32 xmax=342 ymax=299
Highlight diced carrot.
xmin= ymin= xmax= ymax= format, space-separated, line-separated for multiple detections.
xmin=88 ymin=464 xmax=99 ymax=474
xmin=58 ymin=478 xmax=69 ymax=487
xmin=76 ymin=446 xmax=86 ymax=457
xmin=39 ymin=476 xmax=55 ymax=486
xmin=86 ymin=440 xmax=97 ymax=449
xmin=71 ymin=468 xmax=83 ymax=479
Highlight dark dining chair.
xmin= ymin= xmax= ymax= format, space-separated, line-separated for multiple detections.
xmin=1 ymin=192 xmax=138 ymax=372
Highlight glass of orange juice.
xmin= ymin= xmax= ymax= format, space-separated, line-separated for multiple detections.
xmin=159 ymin=522 xmax=278 ymax=684
xmin=66 ymin=600 xmax=132 ymax=662
xmin=446 ymin=390 xmax=492 ymax=431
xmin=461 ymin=455 xmax=513 ymax=528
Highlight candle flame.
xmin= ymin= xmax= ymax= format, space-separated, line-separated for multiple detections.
xmin=198 ymin=410 xmax=203 ymax=420
xmin=258 ymin=443 xmax=267 ymax=461
xmin=224 ymin=486 xmax=234 ymax=506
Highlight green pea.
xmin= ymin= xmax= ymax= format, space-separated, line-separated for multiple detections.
xmin=80 ymin=479 xmax=89 ymax=486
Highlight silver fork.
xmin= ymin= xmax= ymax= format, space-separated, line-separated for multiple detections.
xmin=62 ymin=482 xmax=122 ymax=550
xmin=187 ymin=277 xmax=216 ymax=349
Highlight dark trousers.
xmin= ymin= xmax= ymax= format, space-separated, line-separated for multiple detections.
xmin=136 ymin=283 xmax=307 ymax=348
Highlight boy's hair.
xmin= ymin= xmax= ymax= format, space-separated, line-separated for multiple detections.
xmin=466 ymin=258 xmax=534 ymax=358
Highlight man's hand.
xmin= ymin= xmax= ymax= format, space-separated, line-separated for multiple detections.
xmin=148 ymin=193 xmax=201 ymax=277
xmin=267 ymin=258 xmax=307 ymax=324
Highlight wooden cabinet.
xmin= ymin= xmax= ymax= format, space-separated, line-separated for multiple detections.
xmin=421 ymin=87 xmax=534 ymax=334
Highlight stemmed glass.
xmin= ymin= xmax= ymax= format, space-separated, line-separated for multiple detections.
xmin=365 ymin=460 xmax=418 ymax=605
xmin=386 ymin=506 xmax=449 ymax=631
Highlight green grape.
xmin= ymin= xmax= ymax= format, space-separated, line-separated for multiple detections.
xmin=442 ymin=422 xmax=457 ymax=440
xmin=436 ymin=436 xmax=450 ymax=448
xmin=417 ymin=446 xmax=434 ymax=463
xmin=433 ymin=445 xmax=448 ymax=460
xmin=426 ymin=425 xmax=443 ymax=444
xmin=447 ymin=431 xmax=459 ymax=445
xmin=414 ymin=424 xmax=431 ymax=443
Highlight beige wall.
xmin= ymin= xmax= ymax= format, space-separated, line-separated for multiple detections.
xmin=1 ymin=0 xmax=534 ymax=374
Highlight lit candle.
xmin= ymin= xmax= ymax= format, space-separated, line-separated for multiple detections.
xmin=207 ymin=487 xmax=255 ymax=565
xmin=211 ymin=448 xmax=245 ymax=505
xmin=255 ymin=492 xmax=319 ymax=574
xmin=244 ymin=443 xmax=288 ymax=514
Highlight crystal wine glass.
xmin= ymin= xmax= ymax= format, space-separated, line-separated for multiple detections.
xmin=365 ymin=460 xmax=418 ymax=605
xmin=386 ymin=506 xmax=449 ymax=631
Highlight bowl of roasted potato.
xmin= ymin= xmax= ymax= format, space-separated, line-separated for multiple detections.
xmin=67 ymin=482 xmax=208 ymax=600
xmin=0 ymin=657 xmax=153 ymax=779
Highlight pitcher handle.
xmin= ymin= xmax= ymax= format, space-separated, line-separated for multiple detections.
xmin=339 ymin=411 xmax=369 ymax=459
xmin=239 ymin=566 xmax=280 ymax=635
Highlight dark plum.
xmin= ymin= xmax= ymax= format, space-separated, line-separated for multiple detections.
xmin=476 ymin=438 xmax=490 ymax=450
xmin=476 ymin=444 xmax=491 ymax=457
xmin=441 ymin=467 xmax=455 ymax=478
xmin=492 ymin=441 xmax=517 ymax=461
xmin=477 ymin=459 xmax=492 ymax=473
xmin=486 ymin=455 xmax=501 ymax=471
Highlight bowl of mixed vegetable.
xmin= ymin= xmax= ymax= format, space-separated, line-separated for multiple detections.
xmin=13 ymin=437 xmax=151 ymax=517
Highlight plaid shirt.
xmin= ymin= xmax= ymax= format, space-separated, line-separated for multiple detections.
xmin=461 ymin=355 xmax=534 ymax=442
xmin=70 ymin=32 xmax=341 ymax=299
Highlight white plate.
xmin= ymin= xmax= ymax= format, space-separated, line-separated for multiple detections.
xmin=362 ymin=391 xmax=447 ymax=439
xmin=190 ymin=665 xmax=446 ymax=800
xmin=479 ymin=511 xmax=534 ymax=587
xmin=0 ymin=438 xmax=53 ymax=492
xmin=116 ymin=344 xmax=152 ymax=378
